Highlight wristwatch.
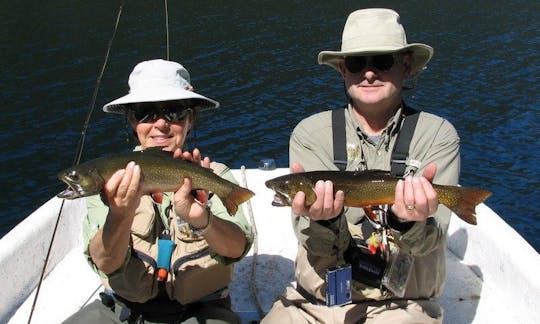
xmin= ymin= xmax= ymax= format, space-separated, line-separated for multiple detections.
xmin=189 ymin=203 xmax=213 ymax=236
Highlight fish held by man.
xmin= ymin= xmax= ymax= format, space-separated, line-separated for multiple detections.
xmin=265 ymin=170 xmax=492 ymax=225
xmin=57 ymin=148 xmax=255 ymax=215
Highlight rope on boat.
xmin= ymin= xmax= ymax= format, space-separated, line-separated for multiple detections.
xmin=240 ymin=166 xmax=265 ymax=318
xmin=27 ymin=2 xmax=126 ymax=323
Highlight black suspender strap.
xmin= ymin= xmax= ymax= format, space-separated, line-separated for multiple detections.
xmin=332 ymin=107 xmax=348 ymax=171
xmin=390 ymin=109 xmax=420 ymax=177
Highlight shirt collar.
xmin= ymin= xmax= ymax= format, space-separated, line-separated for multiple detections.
xmin=346 ymin=103 xmax=405 ymax=139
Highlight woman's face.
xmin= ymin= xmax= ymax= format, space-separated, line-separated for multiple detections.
xmin=127 ymin=102 xmax=194 ymax=152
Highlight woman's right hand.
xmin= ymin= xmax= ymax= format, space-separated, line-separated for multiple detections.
xmin=90 ymin=161 xmax=142 ymax=274
xmin=102 ymin=161 xmax=142 ymax=218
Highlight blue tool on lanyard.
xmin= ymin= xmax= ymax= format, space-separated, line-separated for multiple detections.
xmin=157 ymin=230 xmax=174 ymax=281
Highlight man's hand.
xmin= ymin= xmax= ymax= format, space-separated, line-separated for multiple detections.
xmin=290 ymin=162 xmax=345 ymax=221
xmin=391 ymin=163 xmax=439 ymax=221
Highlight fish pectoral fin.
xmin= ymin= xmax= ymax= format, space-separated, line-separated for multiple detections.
xmin=151 ymin=193 xmax=164 ymax=204
xmin=363 ymin=207 xmax=378 ymax=222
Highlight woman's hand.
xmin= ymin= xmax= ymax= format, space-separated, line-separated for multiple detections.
xmin=172 ymin=148 xmax=212 ymax=228
xmin=102 ymin=161 xmax=142 ymax=218
xmin=170 ymin=147 xmax=247 ymax=258
xmin=90 ymin=161 xmax=142 ymax=274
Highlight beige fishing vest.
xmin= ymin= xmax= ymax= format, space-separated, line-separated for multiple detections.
xmin=103 ymin=166 xmax=232 ymax=305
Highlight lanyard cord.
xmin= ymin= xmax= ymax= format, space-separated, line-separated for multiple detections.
xmin=27 ymin=2 xmax=126 ymax=323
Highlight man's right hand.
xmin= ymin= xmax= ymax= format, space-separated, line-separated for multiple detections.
xmin=290 ymin=162 xmax=345 ymax=221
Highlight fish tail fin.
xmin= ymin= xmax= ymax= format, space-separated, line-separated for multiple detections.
xmin=223 ymin=187 xmax=255 ymax=215
xmin=445 ymin=187 xmax=492 ymax=225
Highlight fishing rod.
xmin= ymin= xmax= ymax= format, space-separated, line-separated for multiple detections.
xmin=27 ymin=0 xmax=178 ymax=321
xmin=165 ymin=0 xmax=170 ymax=60
xmin=26 ymin=1 xmax=126 ymax=323
xmin=28 ymin=0 xmax=265 ymax=321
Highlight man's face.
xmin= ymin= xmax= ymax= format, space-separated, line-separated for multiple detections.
xmin=339 ymin=53 xmax=411 ymax=109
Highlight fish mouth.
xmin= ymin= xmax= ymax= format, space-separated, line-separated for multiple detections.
xmin=57 ymin=181 xmax=87 ymax=199
xmin=271 ymin=193 xmax=291 ymax=207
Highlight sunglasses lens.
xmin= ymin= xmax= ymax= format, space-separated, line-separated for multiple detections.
xmin=132 ymin=108 xmax=154 ymax=123
xmin=130 ymin=102 xmax=191 ymax=123
xmin=344 ymin=55 xmax=395 ymax=73
xmin=164 ymin=108 xmax=191 ymax=122
xmin=372 ymin=55 xmax=394 ymax=71
xmin=345 ymin=57 xmax=367 ymax=73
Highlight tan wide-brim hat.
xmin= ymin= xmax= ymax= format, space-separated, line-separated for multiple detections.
xmin=103 ymin=59 xmax=219 ymax=114
xmin=318 ymin=8 xmax=434 ymax=76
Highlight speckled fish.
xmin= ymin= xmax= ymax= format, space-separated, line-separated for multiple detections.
xmin=265 ymin=170 xmax=492 ymax=225
xmin=57 ymin=148 xmax=255 ymax=215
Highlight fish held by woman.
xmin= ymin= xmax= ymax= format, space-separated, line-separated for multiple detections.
xmin=57 ymin=148 xmax=255 ymax=215
xmin=265 ymin=170 xmax=492 ymax=225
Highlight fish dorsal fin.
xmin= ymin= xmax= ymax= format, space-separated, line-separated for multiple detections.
xmin=139 ymin=147 xmax=216 ymax=173
xmin=352 ymin=169 xmax=391 ymax=177
xmin=140 ymin=147 xmax=174 ymax=156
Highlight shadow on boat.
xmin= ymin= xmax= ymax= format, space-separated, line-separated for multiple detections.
xmin=442 ymin=228 xmax=483 ymax=324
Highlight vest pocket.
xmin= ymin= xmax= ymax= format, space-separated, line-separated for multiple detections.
xmin=107 ymin=249 xmax=159 ymax=303
xmin=170 ymin=246 xmax=232 ymax=304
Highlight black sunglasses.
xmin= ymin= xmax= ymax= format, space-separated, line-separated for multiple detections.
xmin=344 ymin=54 xmax=396 ymax=73
xmin=128 ymin=102 xmax=193 ymax=123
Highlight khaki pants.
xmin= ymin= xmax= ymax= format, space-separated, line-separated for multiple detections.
xmin=261 ymin=287 xmax=443 ymax=324
xmin=62 ymin=296 xmax=240 ymax=324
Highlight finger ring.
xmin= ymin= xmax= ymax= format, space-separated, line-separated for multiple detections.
xmin=406 ymin=204 xmax=415 ymax=210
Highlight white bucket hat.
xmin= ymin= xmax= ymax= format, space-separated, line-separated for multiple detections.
xmin=103 ymin=59 xmax=220 ymax=113
xmin=318 ymin=8 xmax=434 ymax=76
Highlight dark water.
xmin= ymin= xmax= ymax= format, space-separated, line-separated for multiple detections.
xmin=1 ymin=1 xmax=539 ymax=251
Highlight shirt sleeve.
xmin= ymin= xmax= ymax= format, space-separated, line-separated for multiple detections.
xmin=82 ymin=194 xmax=123 ymax=277
xmin=289 ymin=112 xmax=341 ymax=172
xmin=208 ymin=162 xmax=254 ymax=264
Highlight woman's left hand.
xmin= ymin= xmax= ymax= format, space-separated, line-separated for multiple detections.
xmin=172 ymin=148 xmax=212 ymax=228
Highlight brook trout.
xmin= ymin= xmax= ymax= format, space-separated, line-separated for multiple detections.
xmin=265 ymin=170 xmax=492 ymax=225
xmin=57 ymin=148 xmax=254 ymax=215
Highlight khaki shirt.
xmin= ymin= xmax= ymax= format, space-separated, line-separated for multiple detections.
xmin=82 ymin=161 xmax=253 ymax=304
xmin=290 ymin=104 xmax=460 ymax=302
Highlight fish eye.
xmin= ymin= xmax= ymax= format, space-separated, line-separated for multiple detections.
xmin=68 ymin=170 xmax=79 ymax=181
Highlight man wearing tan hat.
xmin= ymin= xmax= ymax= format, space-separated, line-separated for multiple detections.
xmin=262 ymin=9 xmax=460 ymax=323
xmin=63 ymin=59 xmax=253 ymax=323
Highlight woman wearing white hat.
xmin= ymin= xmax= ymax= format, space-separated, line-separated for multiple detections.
xmin=263 ymin=8 xmax=460 ymax=323
xmin=64 ymin=59 xmax=252 ymax=323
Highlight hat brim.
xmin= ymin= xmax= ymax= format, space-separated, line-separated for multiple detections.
xmin=318 ymin=43 xmax=434 ymax=75
xmin=103 ymin=87 xmax=220 ymax=114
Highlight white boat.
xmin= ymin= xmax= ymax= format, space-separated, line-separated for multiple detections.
xmin=1 ymin=167 xmax=539 ymax=324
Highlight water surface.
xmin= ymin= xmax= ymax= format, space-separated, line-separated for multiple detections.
xmin=1 ymin=0 xmax=538 ymax=251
